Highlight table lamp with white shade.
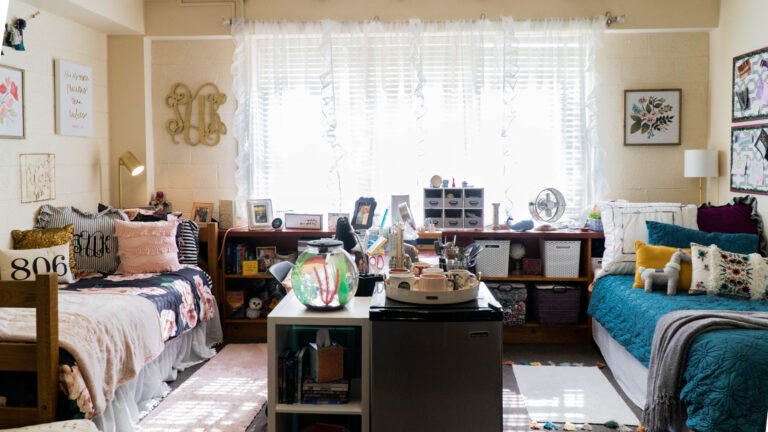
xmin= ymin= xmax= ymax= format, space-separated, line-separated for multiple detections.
xmin=684 ymin=149 xmax=718 ymax=204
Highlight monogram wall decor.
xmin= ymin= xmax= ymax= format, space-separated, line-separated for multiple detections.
xmin=165 ymin=82 xmax=227 ymax=146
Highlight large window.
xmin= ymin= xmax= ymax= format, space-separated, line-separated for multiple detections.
xmin=232 ymin=18 xmax=603 ymax=224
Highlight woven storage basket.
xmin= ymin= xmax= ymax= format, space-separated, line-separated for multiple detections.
xmin=541 ymin=240 xmax=581 ymax=278
xmin=531 ymin=284 xmax=580 ymax=325
xmin=475 ymin=240 xmax=510 ymax=277
xmin=487 ymin=282 xmax=527 ymax=326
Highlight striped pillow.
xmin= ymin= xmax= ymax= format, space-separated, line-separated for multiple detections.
xmin=36 ymin=205 xmax=129 ymax=274
xmin=114 ymin=220 xmax=181 ymax=274
xmin=176 ymin=219 xmax=199 ymax=265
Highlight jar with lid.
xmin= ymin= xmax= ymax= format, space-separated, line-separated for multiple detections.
xmin=291 ymin=239 xmax=359 ymax=310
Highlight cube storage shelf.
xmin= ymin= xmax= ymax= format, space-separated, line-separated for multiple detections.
xmin=423 ymin=187 xmax=484 ymax=229
xmin=267 ymin=292 xmax=371 ymax=432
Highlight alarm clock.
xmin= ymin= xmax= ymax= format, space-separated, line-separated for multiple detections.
xmin=271 ymin=217 xmax=283 ymax=230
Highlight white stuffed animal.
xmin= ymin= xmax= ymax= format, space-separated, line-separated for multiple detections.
xmin=638 ymin=249 xmax=691 ymax=296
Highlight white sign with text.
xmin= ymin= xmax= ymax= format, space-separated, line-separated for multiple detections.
xmin=55 ymin=59 xmax=93 ymax=137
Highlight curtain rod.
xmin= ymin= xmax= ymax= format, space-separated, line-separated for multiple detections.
xmin=223 ymin=11 xmax=625 ymax=27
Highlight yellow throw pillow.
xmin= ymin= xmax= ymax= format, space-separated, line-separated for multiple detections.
xmin=12 ymin=224 xmax=77 ymax=276
xmin=633 ymin=240 xmax=691 ymax=290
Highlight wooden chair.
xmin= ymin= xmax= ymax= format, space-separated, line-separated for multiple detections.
xmin=0 ymin=274 xmax=59 ymax=428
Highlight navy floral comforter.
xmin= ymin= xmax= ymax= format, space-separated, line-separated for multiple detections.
xmin=65 ymin=266 xmax=217 ymax=341
xmin=589 ymin=275 xmax=768 ymax=432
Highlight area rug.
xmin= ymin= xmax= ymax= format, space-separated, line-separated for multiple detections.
xmin=512 ymin=365 xmax=640 ymax=426
xmin=138 ymin=344 xmax=268 ymax=432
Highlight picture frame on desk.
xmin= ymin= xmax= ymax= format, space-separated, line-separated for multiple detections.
xmin=257 ymin=246 xmax=277 ymax=272
xmin=247 ymin=199 xmax=273 ymax=230
xmin=192 ymin=202 xmax=214 ymax=223
xmin=327 ymin=212 xmax=349 ymax=231
xmin=352 ymin=197 xmax=377 ymax=230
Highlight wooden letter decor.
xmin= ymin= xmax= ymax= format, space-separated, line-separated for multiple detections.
xmin=165 ymin=82 xmax=227 ymax=146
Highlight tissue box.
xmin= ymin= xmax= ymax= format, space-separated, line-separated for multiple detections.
xmin=309 ymin=343 xmax=344 ymax=383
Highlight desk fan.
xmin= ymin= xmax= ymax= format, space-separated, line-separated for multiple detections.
xmin=529 ymin=188 xmax=566 ymax=223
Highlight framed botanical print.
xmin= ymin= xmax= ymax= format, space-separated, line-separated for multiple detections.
xmin=0 ymin=65 xmax=24 ymax=138
xmin=624 ymin=89 xmax=681 ymax=145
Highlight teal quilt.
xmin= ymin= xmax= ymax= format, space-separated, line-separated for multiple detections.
xmin=588 ymin=275 xmax=768 ymax=432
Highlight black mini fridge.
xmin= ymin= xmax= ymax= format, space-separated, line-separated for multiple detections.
xmin=369 ymin=284 xmax=503 ymax=432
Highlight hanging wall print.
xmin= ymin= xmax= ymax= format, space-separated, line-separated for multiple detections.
xmin=730 ymin=124 xmax=768 ymax=194
xmin=20 ymin=153 xmax=55 ymax=203
xmin=55 ymin=59 xmax=93 ymax=136
xmin=732 ymin=46 xmax=768 ymax=122
xmin=624 ymin=89 xmax=681 ymax=145
xmin=0 ymin=65 xmax=25 ymax=138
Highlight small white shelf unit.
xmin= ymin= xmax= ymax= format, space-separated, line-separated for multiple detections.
xmin=267 ymin=291 xmax=371 ymax=432
xmin=423 ymin=187 xmax=484 ymax=229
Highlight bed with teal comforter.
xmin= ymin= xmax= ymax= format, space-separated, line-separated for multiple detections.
xmin=588 ymin=275 xmax=768 ymax=432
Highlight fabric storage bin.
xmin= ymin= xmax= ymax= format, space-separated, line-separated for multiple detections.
xmin=541 ymin=240 xmax=581 ymax=278
xmin=487 ymin=282 xmax=527 ymax=326
xmin=531 ymin=284 xmax=580 ymax=324
xmin=475 ymin=240 xmax=510 ymax=277
xmin=424 ymin=197 xmax=443 ymax=209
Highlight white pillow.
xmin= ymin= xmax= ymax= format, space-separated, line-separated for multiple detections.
xmin=0 ymin=243 xmax=76 ymax=283
xmin=599 ymin=202 xmax=698 ymax=275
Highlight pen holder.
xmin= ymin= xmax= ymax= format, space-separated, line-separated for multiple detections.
xmin=309 ymin=343 xmax=345 ymax=383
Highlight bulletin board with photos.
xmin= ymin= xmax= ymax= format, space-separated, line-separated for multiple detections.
xmin=730 ymin=123 xmax=768 ymax=194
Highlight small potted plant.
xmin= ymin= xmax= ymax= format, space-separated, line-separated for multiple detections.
xmin=587 ymin=208 xmax=602 ymax=231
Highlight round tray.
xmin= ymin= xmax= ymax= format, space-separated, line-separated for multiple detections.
xmin=385 ymin=284 xmax=479 ymax=305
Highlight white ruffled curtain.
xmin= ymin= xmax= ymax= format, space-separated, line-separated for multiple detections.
xmin=232 ymin=17 xmax=604 ymax=224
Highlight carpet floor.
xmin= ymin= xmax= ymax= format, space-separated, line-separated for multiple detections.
xmin=138 ymin=344 xmax=268 ymax=432
xmin=164 ymin=343 xmax=642 ymax=432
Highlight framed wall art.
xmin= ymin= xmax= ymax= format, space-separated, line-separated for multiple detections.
xmin=19 ymin=153 xmax=55 ymax=203
xmin=247 ymin=199 xmax=273 ymax=230
xmin=624 ymin=89 xmax=681 ymax=145
xmin=732 ymin=46 xmax=768 ymax=122
xmin=55 ymin=59 xmax=93 ymax=137
xmin=0 ymin=65 xmax=24 ymax=138
xmin=730 ymin=123 xmax=768 ymax=194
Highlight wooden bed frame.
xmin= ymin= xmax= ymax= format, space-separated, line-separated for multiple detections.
xmin=0 ymin=222 xmax=219 ymax=428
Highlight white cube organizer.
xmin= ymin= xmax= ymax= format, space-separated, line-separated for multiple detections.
xmin=475 ymin=239 xmax=510 ymax=277
xmin=541 ymin=240 xmax=581 ymax=278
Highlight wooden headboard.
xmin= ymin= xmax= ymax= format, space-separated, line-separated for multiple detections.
xmin=0 ymin=274 xmax=58 ymax=428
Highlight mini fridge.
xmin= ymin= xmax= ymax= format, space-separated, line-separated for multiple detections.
xmin=369 ymin=284 xmax=503 ymax=432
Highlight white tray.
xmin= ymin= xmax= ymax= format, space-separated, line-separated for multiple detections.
xmin=385 ymin=284 xmax=479 ymax=305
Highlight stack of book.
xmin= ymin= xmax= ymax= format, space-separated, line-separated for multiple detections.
xmin=278 ymin=347 xmax=349 ymax=404
xmin=225 ymin=242 xmax=258 ymax=274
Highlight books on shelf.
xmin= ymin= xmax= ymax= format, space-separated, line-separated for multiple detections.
xmin=277 ymin=347 xmax=350 ymax=405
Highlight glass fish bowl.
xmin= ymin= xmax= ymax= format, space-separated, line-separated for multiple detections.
xmin=291 ymin=239 xmax=358 ymax=310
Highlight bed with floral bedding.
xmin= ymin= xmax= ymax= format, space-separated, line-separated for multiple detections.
xmin=0 ymin=266 xmax=220 ymax=424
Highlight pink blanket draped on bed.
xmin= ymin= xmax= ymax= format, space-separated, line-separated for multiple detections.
xmin=0 ymin=292 xmax=164 ymax=417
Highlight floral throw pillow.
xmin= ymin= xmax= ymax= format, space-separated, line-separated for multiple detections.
xmin=689 ymin=243 xmax=711 ymax=295
xmin=708 ymin=245 xmax=767 ymax=300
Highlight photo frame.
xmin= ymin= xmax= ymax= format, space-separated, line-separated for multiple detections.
xmin=191 ymin=202 xmax=214 ymax=223
xmin=20 ymin=153 xmax=55 ymax=203
xmin=730 ymin=123 xmax=768 ymax=194
xmin=624 ymin=89 xmax=681 ymax=145
xmin=732 ymin=46 xmax=768 ymax=122
xmin=352 ymin=197 xmax=377 ymax=230
xmin=256 ymin=246 xmax=277 ymax=272
xmin=247 ymin=199 xmax=273 ymax=230
xmin=0 ymin=65 xmax=25 ymax=139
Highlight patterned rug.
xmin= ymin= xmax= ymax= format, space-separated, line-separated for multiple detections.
xmin=138 ymin=344 xmax=268 ymax=432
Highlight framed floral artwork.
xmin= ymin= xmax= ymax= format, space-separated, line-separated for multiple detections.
xmin=624 ymin=89 xmax=681 ymax=145
xmin=0 ymin=65 xmax=25 ymax=139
